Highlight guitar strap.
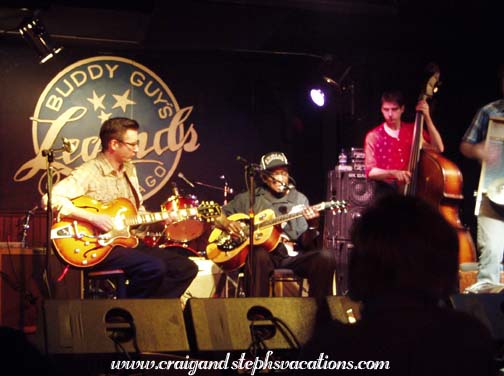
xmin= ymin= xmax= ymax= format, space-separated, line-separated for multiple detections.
xmin=124 ymin=171 xmax=141 ymax=210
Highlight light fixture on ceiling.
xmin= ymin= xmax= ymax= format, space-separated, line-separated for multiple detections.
xmin=18 ymin=17 xmax=63 ymax=64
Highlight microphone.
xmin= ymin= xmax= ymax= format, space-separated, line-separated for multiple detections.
xmin=62 ymin=137 xmax=75 ymax=153
xmin=236 ymin=155 xmax=249 ymax=164
xmin=236 ymin=156 xmax=261 ymax=170
xmin=41 ymin=137 xmax=76 ymax=156
xmin=260 ymin=170 xmax=291 ymax=192
xmin=177 ymin=172 xmax=195 ymax=188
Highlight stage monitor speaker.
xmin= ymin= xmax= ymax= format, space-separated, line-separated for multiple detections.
xmin=449 ymin=293 xmax=504 ymax=341
xmin=185 ymin=296 xmax=363 ymax=353
xmin=185 ymin=297 xmax=318 ymax=352
xmin=324 ymin=168 xmax=375 ymax=243
xmin=39 ymin=299 xmax=190 ymax=354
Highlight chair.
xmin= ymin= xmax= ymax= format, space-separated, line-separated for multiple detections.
xmin=81 ymin=269 xmax=127 ymax=299
xmin=269 ymin=268 xmax=306 ymax=297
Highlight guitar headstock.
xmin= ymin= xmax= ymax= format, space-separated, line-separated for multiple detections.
xmin=326 ymin=200 xmax=348 ymax=214
xmin=198 ymin=201 xmax=222 ymax=222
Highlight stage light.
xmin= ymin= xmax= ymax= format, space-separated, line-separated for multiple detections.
xmin=18 ymin=17 xmax=63 ymax=64
xmin=310 ymin=88 xmax=325 ymax=107
xmin=308 ymin=74 xmax=343 ymax=107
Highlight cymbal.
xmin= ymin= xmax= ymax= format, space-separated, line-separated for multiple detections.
xmin=487 ymin=178 xmax=504 ymax=206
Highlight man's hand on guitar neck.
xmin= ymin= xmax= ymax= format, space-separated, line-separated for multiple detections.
xmin=301 ymin=206 xmax=319 ymax=220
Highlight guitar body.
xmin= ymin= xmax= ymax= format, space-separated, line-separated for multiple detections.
xmin=51 ymin=196 xmax=139 ymax=268
xmin=51 ymin=196 xmax=221 ymax=268
xmin=206 ymin=210 xmax=282 ymax=272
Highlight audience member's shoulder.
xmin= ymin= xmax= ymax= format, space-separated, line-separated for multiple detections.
xmin=437 ymin=305 xmax=495 ymax=344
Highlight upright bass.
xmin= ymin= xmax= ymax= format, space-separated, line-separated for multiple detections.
xmin=403 ymin=66 xmax=476 ymax=264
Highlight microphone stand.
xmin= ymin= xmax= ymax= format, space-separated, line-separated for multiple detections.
xmin=245 ymin=163 xmax=258 ymax=296
xmin=40 ymin=140 xmax=71 ymax=299
xmin=20 ymin=208 xmax=35 ymax=248
xmin=42 ymin=148 xmax=55 ymax=299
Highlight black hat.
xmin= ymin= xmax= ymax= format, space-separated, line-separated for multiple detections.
xmin=260 ymin=151 xmax=289 ymax=170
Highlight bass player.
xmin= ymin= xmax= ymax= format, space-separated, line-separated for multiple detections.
xmin=214 ymin=151 xmax=336 ymax=300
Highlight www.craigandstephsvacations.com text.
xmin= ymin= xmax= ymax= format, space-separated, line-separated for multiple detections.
xmin=110 ymin=351 xmax=390 ymax=374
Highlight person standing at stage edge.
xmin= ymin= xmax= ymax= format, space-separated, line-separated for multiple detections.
xmin=460 ymin=65 xmax=504 ymax=293
xmin=364 ymin=89 xmax=445 ymax=196
xmin=214 ymin=151 xmax=336 ymax=300
xmin=43 ymin=117 xmax=198 ymax=298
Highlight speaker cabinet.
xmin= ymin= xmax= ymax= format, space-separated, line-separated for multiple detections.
xmin=449 ymin=293 xmax=504 ymax=341
xmin=185 ymin=296 xmax=363 ymax=353
xmin=324 ymin=168 xmax=375 ymax=242
xmin=185 ymin=297 xmax=318 ymax=352
xmin=0 ymin=248 xmax=45 ymax=331
xmin=39 ymin=299 xmax=190 ymax=354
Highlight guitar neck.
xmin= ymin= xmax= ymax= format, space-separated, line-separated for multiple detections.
xmin=403 ymin=111 xmax=425 ymax=196
xmin=126 ymin=211 xmax=172 ymax=227
xmin=258 ymin=202 xmax=328 ymax=230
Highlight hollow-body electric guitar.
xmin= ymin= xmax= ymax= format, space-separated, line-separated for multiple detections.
xmin=206 ymin=200 xmax=346 ymax=272
xmin=51 ymin=196 xmax=221 ymax=268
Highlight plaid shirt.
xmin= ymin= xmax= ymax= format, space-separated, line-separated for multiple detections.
xmin=50 ymin=152 xmax=145 ymax=216
xmin=462 ymin=99 xmax=504 ymax=144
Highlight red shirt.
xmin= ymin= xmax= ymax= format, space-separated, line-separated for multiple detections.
xmin=364 ymin=122 xmax=429 ymax=180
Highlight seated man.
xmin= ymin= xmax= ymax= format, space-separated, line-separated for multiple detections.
xmin=44 ymin=117 xmax=197 ymax=298
xmin=214 ymin=151 xmax=336 ymax=300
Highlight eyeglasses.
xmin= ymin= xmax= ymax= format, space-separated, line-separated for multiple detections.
xmin=117 ymin=139 xmax=139 ymax=149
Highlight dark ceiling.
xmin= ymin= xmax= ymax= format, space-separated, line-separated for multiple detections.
xmin=0 ymin=0 xmax=499 ymax=57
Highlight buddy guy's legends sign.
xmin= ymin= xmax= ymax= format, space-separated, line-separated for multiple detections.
xmin=14 ymin=56 xmax=199 ymax=200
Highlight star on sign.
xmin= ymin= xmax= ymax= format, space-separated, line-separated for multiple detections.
xmin=87 ymin=90 xmax=106 ymax=111
xmin=112 ymin=89 xmax=136 ymax=112
xmin=98 ymin=110 xmax=112 ymax=123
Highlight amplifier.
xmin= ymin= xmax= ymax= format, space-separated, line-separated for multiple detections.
xmin=0 ymin=248 xmax=45 ymax=332
xmin=324 ymin=165 xmax=375 ymax=241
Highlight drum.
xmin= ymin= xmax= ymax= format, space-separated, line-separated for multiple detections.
xmin=160 ymin=241 xmax=201 ymax=257
xmin=142 ymin=231 xmax=164 ymax=247
xmin=162 ymin=194 xmax=205 ymax=242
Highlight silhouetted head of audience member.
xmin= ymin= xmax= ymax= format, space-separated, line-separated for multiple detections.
xmin=348 ymin=194 xmax=459 ymax=303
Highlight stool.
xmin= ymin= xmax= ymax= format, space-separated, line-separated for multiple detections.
xmin=82 ymin=269 xmax=127 ymax=299
xmin=223 ymin=271 xmax=246 ymax=298
xmin=269 ymin=269 xmax=306 ymax=297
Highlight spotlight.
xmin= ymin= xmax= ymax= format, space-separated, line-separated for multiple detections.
xmin=18 ymin=17 xmax=63 ymax=64
xmin=309 ymin=75 xmax=342 ymax=107
xmin=310 ymin=88 xmax=325 ymax=107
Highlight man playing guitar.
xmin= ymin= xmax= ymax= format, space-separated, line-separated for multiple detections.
xmin=44 ymin=117 xmax=198 ymax=298
xmin=214 ymin=151 xmax=336 ymax=300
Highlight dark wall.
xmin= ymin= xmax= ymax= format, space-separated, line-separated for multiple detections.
xmin=0 ymin=31 xmax=501 ymax=237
